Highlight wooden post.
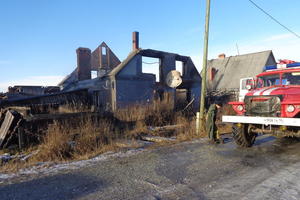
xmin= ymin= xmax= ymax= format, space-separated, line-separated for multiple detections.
xmin=199 ymin=0 xmax=211 ymax=134
xmin=18 ymin=127 xmax=24 ymax=150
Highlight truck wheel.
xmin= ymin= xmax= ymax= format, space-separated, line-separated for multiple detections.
xmin=232 ymin=124 xmax=256 ymax=147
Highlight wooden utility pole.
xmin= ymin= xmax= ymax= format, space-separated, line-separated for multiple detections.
xmin=198 ymin=0 xmax=211 ymax=133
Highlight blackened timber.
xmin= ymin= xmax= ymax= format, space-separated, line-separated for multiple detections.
xmin=24 ymin=112 xmax=105 ymax=122
xmin=140 ymin=49 xmax=189 ymax=62
xmin=0 ymin=89 xmax=90 ymax=108
xmin=18 ymin=127 xmax=24 ymax=149
xmin=0 ymin=111 xmax=15 ymax=147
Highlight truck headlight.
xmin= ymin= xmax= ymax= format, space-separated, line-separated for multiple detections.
xmin=237 ymin=105 xmax=244 ymax=111
xmin=287 ymin=105 xmax=295 ymax=113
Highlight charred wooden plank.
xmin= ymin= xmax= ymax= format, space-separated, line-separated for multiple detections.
xmin=148 ymin=124 xmax=184 ymax=132
xmin=0 ymin=89 xmax=90 ymax=109
xmin=18 ymin=127 xmax=24 ymax=149
xmin=0 ymin=111 xmax=15 ymax=147
xmin=24 ymin=112 xmax=104 ymax=122
xmin=2 ymin=118 xmax=22 ymax=149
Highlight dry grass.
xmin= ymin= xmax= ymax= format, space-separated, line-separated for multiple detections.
xmin=38 ymin=105 xmax=199 ymax=162
xmin=175 ymin=115 xmax=207 ymax=141
xmin=216 ymin=104 xmax=235 ymax=134
xmin=0 ymin=118 xmax=120 ymax=173
xmin=114 ymin=97 xmax=174 ymax=124
xmin=32 ymin=100 xmax=186 ymax=163
xmin=114 ymin=98 xmax=179 ymax=137
xmin=0 ymin=99 xmax=204 ymax=172
xmin=33 ymin=118 xmax=118 ymax=162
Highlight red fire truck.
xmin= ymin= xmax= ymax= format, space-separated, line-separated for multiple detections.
xmin=222 ymin=61 xmax=300 ymax=147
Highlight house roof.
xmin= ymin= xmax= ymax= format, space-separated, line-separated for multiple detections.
xmin=207 ymin=50 xmax=276 ymax=91
xmin=107 ymin=49 xmax=141 ymax=77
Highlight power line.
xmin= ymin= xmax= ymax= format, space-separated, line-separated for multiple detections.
xmin=248 ymin=0 xmax=300 ymax=39
xmin=143 ymin=61 xmax=159 ymax=65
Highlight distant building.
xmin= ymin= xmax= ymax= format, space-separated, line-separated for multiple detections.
xmin=207 ymin=50 xmax=276 ymax=92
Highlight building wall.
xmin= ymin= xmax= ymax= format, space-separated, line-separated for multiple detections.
xmin=118 ymin=55 xmax=142 ymax=76
xmin=112 ymin=52 xmax=201 ymax=112
xmin=115 ymin=78 xmax=155 ymax=109
xmin=90 ymin=80 xmax=112 ymax=112
xmin=111 ymin=54 xmax=157 ymax=109
xmin=189 ymin=84 xmax=201 ymax=111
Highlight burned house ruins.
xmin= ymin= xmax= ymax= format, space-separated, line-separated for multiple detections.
xmin=57 ymin=32 xmax=201 ymax=112
xmin=0 ymin=32 xmax=201 ymax=149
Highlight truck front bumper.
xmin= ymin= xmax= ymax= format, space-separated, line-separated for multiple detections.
xmin=222 ymin=115 xmax=300 ymax=127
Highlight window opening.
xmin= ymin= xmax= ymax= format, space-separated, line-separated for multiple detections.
xmin=142 ymin=57 xmax=160 ymax=82
xmin=91 ymin=70 xmax=98 ymax=79
xmin=102 ymin=47 xmax=107 ymax=55
xmin=175 ymin=61 xmax=183 ymax=75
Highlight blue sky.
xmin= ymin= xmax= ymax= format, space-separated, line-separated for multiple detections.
xmin=0 ymin=0 xmax=300 ymax=92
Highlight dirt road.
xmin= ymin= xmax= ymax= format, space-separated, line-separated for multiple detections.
xmin=1 ymin=135 xmax=300 ymax=200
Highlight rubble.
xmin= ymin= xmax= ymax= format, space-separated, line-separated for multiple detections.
xmin=0 ymin=110 xmax=22 ymax=149
xmin=140 ymin=135 xmax=176 ymax=143
xmin=114 ymin=139 xmax=153 ymax=148
xmin=0 ymin=150 xmax=39 ymax=165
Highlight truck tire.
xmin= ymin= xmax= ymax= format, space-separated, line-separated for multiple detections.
xmin=232 ymin=124 xmax=256 ymax=147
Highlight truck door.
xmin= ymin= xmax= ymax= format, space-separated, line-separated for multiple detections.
xmin=239 ymin=77 xmax=254 ymax=102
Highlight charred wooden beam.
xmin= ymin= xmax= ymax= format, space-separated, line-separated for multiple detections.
xmin=0 ymin=89 xmax=90 ymax=109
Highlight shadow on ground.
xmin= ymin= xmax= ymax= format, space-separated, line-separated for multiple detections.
xmin=254 ymin=135 xmax=276 ymax=146
xmin=0 ymin=172 xmax=106 ymax=200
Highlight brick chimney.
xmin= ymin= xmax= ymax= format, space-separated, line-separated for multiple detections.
xmin=77 ymin=47 xmax=91 ymax=81
xmin=132 ymin=31 xmax=139 ymax=51
xmin=218 ymin=53 xmax=226 ymax=59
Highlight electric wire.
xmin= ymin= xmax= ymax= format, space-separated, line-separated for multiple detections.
xmin=142 ymin=61 xmax=159 ymax=65
xmin=248 ymin=0 xmax=300 ymax=39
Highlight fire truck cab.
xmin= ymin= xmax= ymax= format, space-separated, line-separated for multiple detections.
xmin=222 ymin=61 xmax=300 ymax=147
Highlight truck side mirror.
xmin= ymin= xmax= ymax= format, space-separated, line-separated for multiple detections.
xmin=246 ymin=84 xmax=252 ymax=90
xmin=245 ymin=78 xmax=255 ymax=90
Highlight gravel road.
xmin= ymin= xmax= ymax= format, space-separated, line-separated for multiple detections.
xmin=1 ymin=135 xmax=300 ymax=200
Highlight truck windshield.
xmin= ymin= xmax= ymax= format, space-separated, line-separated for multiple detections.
xmin=257 ymin=74 xmax=280 ymax=88
xmin=282 ymin=72 xmax=300 ymax=85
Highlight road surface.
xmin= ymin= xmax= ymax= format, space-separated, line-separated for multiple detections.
xmin=1 ymin=135 xmax=300 ymax=200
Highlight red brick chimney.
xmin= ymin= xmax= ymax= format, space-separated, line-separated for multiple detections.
xmin=77 ymin=48 xmax=91 ymax=81
xmin=132 ymin=31 xmax=139 ymax=51
xmin=218 ymin=53 xmax=226 ymax=59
